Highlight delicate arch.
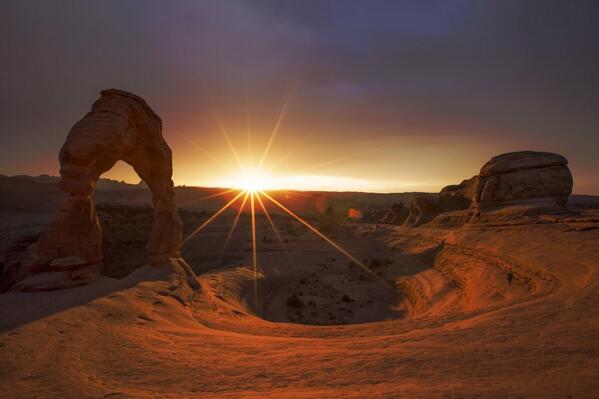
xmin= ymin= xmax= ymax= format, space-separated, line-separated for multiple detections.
xmin=37 ymin=89 xmax=182 ymax=265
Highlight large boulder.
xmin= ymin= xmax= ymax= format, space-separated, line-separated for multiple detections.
xmin=479 ymin=151 xmax=568 ymax=176
xmin=474 ymin=151 xmax=572 ymax=208
xmin=404 ymin=151 xmax=574 ymax=228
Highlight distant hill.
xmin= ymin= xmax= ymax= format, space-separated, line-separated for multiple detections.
xmin=569 ymin=195 xmax=599 ymax=209
xmin=0 ymin=175 xmax=149 ymax=213
xmin=0 ymin=175 xmax=425 ymax=215
xmin=3 ymin=174 xmax=596 ymax=216
xmin=11 ymin=174 xmax=141 ymax=191
xmin=0 ymin=175 xmax=63 ymax=213
xmin=12 ymin=174 xmax=60 ymax=184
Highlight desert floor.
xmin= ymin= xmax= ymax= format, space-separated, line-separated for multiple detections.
xmin=1 ymin=211 xmax=599 ymax=398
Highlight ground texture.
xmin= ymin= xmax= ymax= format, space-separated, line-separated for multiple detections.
xmin=1 ymin=213 xmax=599 ymax=398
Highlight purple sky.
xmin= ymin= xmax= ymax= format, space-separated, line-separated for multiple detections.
xmin=1 ymin=1 xmax=598 ymax=193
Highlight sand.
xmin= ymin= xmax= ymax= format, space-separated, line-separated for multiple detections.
xmin=1 ymin=211 xmax=599 ymax=398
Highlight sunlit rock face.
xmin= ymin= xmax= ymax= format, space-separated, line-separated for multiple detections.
xmin=474 ymin=151 xmax=573 ymax=209
xmin=402 ymin=151 xmax=574 ymax=227
xmin=437 ymin=151 xmax=573 ymax=211
xmin=15 ymin=89 xmax=184 ymax=291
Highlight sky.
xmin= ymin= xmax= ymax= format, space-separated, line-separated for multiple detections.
xmin=1 ymin=0 xmax=598 ymax=193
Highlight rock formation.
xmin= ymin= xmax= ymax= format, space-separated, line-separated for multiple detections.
xmin=403 ymin=195 xmax=439 ymax=226
xmin=6 ymin=89 xmax=191 ymax=292
xmin=380 ymin=202 xmax=409 ymax=224
xmin=402 ymin=151 xmax=574 ymax=227
xmin=438 ymin=176 xmax=478 ymax=211
xmin=474 ymin=151 xmax=572 ymax=209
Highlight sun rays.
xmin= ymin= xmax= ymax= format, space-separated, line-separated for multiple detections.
xmin=181 ymin=95 xmax=375 ymax=312
xmin=182 ymin=190 xmax=245 ymax=245
xmin=249 ymin=191 xmax=260 ymax=312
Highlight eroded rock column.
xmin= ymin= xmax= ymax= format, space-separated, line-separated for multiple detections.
xmin=37 ymin=194 xmax=102 ymax=263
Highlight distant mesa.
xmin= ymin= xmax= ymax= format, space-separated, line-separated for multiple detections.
xmin=382 ymin=151 xmax=574 ymax=227
xmin=2 ymin=89 xmax=198 ymax=292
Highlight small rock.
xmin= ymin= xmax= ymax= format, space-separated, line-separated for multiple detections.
xmin=50 ymin=256 xmax=88 ymax=271
xmin=70 ymin=263 xmax=102 ymax=282
xmin=28 ymin=255 xmax=55 ymax=273
xmin=15 ymin=271 xmax=78 ymax=292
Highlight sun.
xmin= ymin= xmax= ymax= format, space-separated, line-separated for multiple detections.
xmin=234 ymin=172 xmax=267 ymax=193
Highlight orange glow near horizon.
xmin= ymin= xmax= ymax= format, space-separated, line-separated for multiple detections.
xmin=225 ymin=170 xmax=270 ymax=193
xmin=163 ymin=89 xmax=450 ymax=193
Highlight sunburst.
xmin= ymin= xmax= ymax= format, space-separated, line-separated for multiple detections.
xmin=181 ymin=94 xmax=376 ymax=312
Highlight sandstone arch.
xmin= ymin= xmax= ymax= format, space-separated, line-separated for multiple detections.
xmin=36 ymin=89 xmax=183 ymax=274
xmin=14 ymin=89 xmax=195 ymax=289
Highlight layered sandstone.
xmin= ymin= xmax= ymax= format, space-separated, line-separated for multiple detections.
xmin=4 ymin=89 xmax=189 ymax=291
xmin=475 ymin=151 xmax=572 ymax=208
xmin=401 ymin=151 xmax=574 ymax=227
